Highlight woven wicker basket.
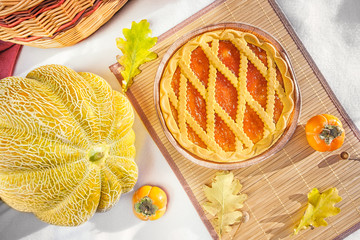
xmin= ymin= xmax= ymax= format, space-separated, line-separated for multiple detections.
xmin=0 ymin=0 xmax=127 ymax=48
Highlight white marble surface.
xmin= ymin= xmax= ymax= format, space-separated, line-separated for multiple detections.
xmin=0 ymin=0 xmax=359 ymax=239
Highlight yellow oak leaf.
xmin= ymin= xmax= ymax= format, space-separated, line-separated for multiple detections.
xmin=202 ymin=171 xmax=247 ymax=238
xmin=116 ymin=19 xmax=157 ymax=92
xmin=294 ymin=187 xmax=342 ymax=235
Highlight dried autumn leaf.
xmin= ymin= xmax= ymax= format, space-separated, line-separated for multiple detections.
xmin=294 ymin=187 xmax=342 ymax=235
xmin=116 ymin=19 xmax=157 ymax=92
xmin=202 ymin=171 xmax=247 ymax=238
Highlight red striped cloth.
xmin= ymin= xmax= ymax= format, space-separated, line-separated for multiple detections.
xmin=0 ymin=41 xmax=22 ymax=79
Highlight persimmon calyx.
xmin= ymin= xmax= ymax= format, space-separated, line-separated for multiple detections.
xmin=319 ymin=124 xmax=343 ymax=145
xmin=134 ymin=196 xmax=158 ymax=217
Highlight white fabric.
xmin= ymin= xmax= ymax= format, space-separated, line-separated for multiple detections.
xmin=1 ymin=0 xmax=359 ymax=239
xmin=278 ymin=0 xmax=360 ymax=127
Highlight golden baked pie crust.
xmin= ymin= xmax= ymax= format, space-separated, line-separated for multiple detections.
xmin=159 ymin=29 xmax=294 ymax=163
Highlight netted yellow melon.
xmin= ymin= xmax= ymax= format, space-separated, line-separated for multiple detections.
xmin=0 ymin=64 xmax=137 ymax=226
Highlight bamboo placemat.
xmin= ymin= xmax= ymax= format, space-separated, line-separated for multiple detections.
xmin=110 ymin=0 xmax=360 ymax=239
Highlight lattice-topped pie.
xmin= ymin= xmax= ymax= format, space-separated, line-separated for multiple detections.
xmin=159 ymin=28 xmax=295 ymax=163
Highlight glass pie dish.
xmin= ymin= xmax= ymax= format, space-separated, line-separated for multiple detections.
xmin=154 ymin=22 xmax=301 ymax=170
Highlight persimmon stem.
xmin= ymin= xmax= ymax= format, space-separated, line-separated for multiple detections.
xmin=135 ymin=196 xmax=158 ymax=217
xmin=319 ymin=124 xmax=343 ymax=145
xmin=340 ymin=152 xmax=360 ymax=161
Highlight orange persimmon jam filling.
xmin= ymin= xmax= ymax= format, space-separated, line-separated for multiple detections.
xmin=159 ymin=28 xmax=294 ymax=163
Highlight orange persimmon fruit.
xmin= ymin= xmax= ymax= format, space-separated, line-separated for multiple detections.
xmin=132 ymin=185 xmax=167 ymax=221
xmin=305 ymin=114 xmax=345 ymax=152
